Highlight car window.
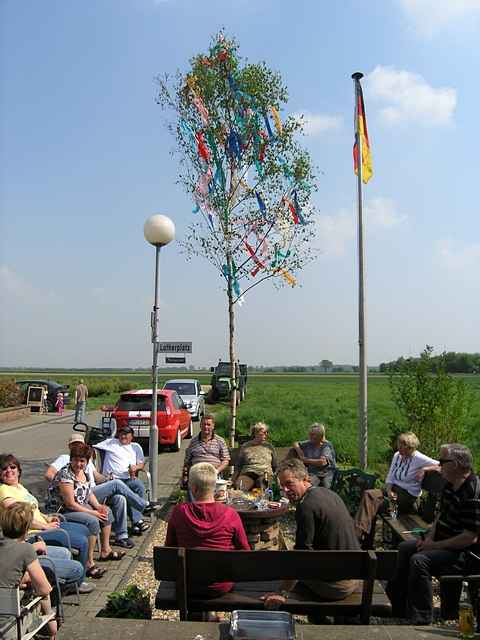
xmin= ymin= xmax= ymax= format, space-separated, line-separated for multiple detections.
xmin=171 ymin=393 xmax=183 ymax=410
xmin=164 ymin=382 xmax=196 ymax=395
xmin=117 ymin=395 xmax=167 ymax=411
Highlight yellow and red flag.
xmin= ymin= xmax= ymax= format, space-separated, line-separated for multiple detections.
xmin=353 ymin=83 xmax=373 ymax=184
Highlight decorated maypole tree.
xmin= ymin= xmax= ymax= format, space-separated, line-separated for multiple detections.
xmin=157 ymin=34 xmax=317 ymax=445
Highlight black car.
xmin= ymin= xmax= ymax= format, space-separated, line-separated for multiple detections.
xmin=16 ymin=379 xmax=70 ymax=412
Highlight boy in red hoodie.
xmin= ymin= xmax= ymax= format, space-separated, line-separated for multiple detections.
xmin=166 ymin=462 xmax=250 ymax=596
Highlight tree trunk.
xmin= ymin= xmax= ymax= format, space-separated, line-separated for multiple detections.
xmin=227 ymin=252 xmax=237 ymax=448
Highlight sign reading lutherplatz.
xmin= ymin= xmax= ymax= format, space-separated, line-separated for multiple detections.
xmin=158 ymin=341 xmax=192 ymax=354
xmin=165 ymin=356 xmax=186 ymax=364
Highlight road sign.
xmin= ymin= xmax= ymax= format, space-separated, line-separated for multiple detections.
xmin=158 ymin=341 xmax=192 ymax=353
xmin=165 ymin=356 xmax=186 ymax=364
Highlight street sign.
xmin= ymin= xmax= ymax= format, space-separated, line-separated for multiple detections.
xmin=158 ymin=341 xmax=192 ymax=353
xmin=165 ymin=356 xmax=186 ymax=364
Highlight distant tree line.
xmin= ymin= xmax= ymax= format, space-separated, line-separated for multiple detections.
xmin=380 ymin=350 xmax=480 ymax=374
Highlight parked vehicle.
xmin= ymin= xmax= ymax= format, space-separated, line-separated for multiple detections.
xmin=209 ymin=361 xmax=248 ymax=403
xmin=111 ymin=389 xmax=192 ymax=452
xmin=162 ymin=379 xmax=205 ymax=421
xmin=16 ymin=379 xmax=70 ymax=412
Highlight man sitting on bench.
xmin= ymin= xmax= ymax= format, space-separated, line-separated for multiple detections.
xmin=166 ymin=462 xmax=250 ymax=597
xmin=262 ymin=459 xmax=361 ymax=611
xmin=386 ymin=443 xmax=480 ymax=625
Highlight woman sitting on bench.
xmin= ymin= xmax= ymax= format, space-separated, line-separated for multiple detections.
xmin=353 ymin=432 xmax=439 ymax=545
xmin=0 ymin=503 xmax=57 ymax=639
xmin=232 ymin=422 xmax=278 ymax=492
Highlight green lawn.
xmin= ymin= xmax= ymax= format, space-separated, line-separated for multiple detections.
xmin=2 ymin=371 xmax=479 ymax=475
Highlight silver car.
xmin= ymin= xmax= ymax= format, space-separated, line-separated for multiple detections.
xmin=162 ymin=379 xmax=205 ymax=421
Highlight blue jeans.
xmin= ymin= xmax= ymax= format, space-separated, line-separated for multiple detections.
xmin=74 ymin=400 xmax=86 ymax=423
xmin=62 ymin=507 xmax=113 ymax=535
xmin=93 ymin=479 xmax=148 ymax=540
xmin=41 ymin=546 xmax=84 ymax=585
xmin=34 ymin=522 xmax=89 ymax=571
xmin=121 ymin=478 xmax=146 ymax=524
xmin=386 ymin=539 xmax=461 ymax=623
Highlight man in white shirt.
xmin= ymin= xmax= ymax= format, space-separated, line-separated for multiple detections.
xmin=46 ymin=433 xmax=149 ymax=547
xmin=94 ymin=426 xmax=150 ymax=535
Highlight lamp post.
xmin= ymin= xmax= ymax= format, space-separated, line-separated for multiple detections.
xmin=144 ymin=214 xmax=175 ymax=503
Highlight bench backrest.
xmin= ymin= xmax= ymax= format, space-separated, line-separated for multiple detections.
xmin=373 ymin=550 xmax=398 ymax=580
xmin=185 ymin=549 xmax=376 ymax=583
xmin=331 ymin=468 xmax=378 ymax=516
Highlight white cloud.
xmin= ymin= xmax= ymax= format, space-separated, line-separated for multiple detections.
xmin=0 ymin=265 xmax=59 ymax=304
xmin=399 ymin=0 xmax=480 ymax=36
xmin=437 ymin=239 xmax=480 ymax=270
xmin=365 ymin=197 xmax=407 ymax=228
xmin=316 ymin=209 xmax=355 ymax=257
xmin=316 ymin=198 xmax=406 ymax=257
xmin=293 ymin=111 xmax=342 ymax=136
xmin=365 ymin=66 xmax=456 ymax=126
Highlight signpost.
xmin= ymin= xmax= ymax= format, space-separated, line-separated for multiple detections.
xmin=165 ymin=356 xmax=186 ymax=364
xmin=158 ymin=341 xmax=192 ymax=353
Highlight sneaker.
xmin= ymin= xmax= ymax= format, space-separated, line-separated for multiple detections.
xmin=143 ymin=503 xmax=160 ymax=515
xmin=114 ymin=537 xmax=135 ymax=549
xmin=79 ymin=581 xmax=96 ymax=594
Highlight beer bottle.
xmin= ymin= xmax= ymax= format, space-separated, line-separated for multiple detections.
xmin=459 ymin=580 xmax=475 ymax=639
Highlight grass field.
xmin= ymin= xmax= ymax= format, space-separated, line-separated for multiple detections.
xmin=3 ymin=371 xmax=480 ymax=475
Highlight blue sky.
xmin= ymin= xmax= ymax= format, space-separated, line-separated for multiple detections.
xmin=1 ymin=0 xmax=479 ymax=368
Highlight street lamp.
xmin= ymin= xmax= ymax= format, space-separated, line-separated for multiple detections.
xmin=144 ymin=214 xmax=175 ymax=503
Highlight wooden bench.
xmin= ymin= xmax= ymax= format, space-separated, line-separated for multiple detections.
xmin=379 ymin=471 xmax=446 ymax=547
xmin=154 ymin=547 xmax=395 ymax=623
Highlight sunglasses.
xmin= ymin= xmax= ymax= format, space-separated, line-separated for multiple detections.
xmin=439 ymin=458 xmax=454 ymax=466
xmin=1 ymin=464 xmax=17 ymax=472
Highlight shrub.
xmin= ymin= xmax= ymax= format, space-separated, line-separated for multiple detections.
xmin=388 ymin=346 xmax=473 ymax=458
xmin=0 ymin=379 xmax=23 ymax=408
xmin=98 ymin=584 xmax=151 ymax=619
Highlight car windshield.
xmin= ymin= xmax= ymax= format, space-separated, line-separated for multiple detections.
xmin=164 ymin=382 xmax=196 ymax=395
xmin=117 ymin=395 xmax=167 ymax=411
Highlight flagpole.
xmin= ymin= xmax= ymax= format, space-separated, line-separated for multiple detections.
xmin=352 ymin=71 xmax=368 ymax=470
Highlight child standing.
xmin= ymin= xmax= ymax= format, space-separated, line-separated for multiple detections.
xmin=55 ymin=391 xmax=64 ymax=415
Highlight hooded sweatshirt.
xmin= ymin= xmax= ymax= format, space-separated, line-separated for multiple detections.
xmin=166 ymin=501 xmax=250 ymax=594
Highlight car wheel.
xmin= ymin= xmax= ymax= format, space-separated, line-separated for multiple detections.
xmin=171 ymin=428 xmax=182 ymax=452
xmin=185 ymin=419 xmax=193 ymax=439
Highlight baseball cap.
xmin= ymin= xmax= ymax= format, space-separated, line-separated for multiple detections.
xmin=68 ymin=433 xmax=85 ymax=444
xmin=117 ymin=426 xmax=134 ymax=435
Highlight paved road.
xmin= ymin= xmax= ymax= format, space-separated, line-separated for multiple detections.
xmin=0 ymin=409 xmax=194 ymax=503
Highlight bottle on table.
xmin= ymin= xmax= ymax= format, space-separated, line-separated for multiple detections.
xmin=459 ymin=580 xmax=475 ymax=639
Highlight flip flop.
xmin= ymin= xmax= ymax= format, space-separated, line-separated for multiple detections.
xmin=86 ymin=565 xmax=107 ymax=579
xmin=98 ymin=550 xmax=126 ymax=562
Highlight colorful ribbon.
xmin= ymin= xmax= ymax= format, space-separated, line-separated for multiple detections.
xmin=271 ymin=106 xmax=283 ymax=135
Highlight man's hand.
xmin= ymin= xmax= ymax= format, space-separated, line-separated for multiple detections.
xmin=260 ymin=593 xmax=287 ymax=610
xmin=45 ymin=520 xmax=60 ymax=529
xmin=416 ymin=537 xmax=436 ymax=551
xmin=318 ymin=456 xmax=328 ymax=466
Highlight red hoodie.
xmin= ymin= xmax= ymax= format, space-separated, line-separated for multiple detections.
xmin=166 ymin=502 xmax=250 ymax=593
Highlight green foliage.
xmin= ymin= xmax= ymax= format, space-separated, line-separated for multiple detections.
xmin=380 ymin=350 xmax=480 ymax=374
xmin=388 ymin=346 xmax=473 ymax=457
xmin=0 ymin=378 xmax=23 ymax=408
xmin=98 ymin=584 xmax=152 ymax=619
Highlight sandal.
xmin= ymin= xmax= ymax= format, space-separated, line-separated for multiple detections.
xmin=86 ymin=565 xmax=107 ymax=579
xmin=114 ymin=537 xmax=135 ymax=549
xmin=98 ymin=550 xmax=125 ymax=562
xmin=132 ymin=521 xmax=150 ymax=535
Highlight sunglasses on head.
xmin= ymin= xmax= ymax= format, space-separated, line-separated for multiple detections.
xmin=1 ymin=464 xmax=17 ymax=472
xmin=439 ymin=458 xmax=454 ymax=466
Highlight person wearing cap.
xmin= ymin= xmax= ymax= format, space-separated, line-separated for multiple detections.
xmin=46 ymin=433 xmax=149 ymax=547
xmin=94 ymin=427 xmax=150 ymax=535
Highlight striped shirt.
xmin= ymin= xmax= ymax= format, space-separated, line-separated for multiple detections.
xmin=435 ymin=473 xmax=480 ymax=543
xmin=184 ymin=433 xmax=230 ymax=468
